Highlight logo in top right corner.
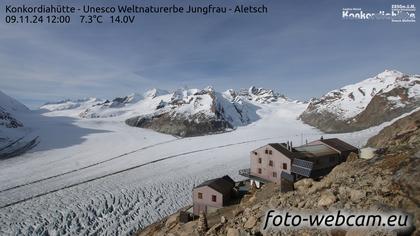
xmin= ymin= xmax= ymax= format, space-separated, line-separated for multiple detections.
xmin=342 ymin=4 xmax=416 ymax=23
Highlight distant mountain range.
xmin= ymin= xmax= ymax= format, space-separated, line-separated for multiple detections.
xmin=41 ymin=86 xmax=291 ymax=137
xmin=1 ymin=69 xmax=419 ymax=148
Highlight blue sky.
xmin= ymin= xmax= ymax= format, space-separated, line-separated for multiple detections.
xmin=1 ymin=0 xmax=419 ymax=108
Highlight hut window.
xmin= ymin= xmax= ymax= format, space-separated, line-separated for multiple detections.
xmin=283 ymin=163 xmax=287 ymax=170
xmin=265 ymin=149 xmax=268 ymax=154
xmin=272 ymin=172 xmax=277 ymax=178
xmin=198 ymin=192 xmax=203 ymax=199
xmin=212 ymin=195 xmax=217 ymax=202
xmin=258 ymin=158 xmax=262 ymax=164
xmin=258 ymin=168 xmax=262 ymax=174
xmin=268 ymin=150 xmax=272 ymax=155
xmin=253 ymin=151 xmax=258 ymax=155
xmin=269 ymin=160 xmax=273 ymax=167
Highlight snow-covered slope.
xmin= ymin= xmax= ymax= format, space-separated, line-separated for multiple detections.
xmin=0 ymin=90 xmax=27 ymax=129
xmin=0 ymin=91 xmax=38 ymax=158
xmin=300 ymin=70 xmax=420 ymax=133
xmin=40 ymin=98 xmax=102 ymax=112
xmin=0 ymin=91 xmax=29 ymax=113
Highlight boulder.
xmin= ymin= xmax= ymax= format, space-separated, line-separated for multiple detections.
xmin=226 ymin=228 xmax=241 ymax=236
xmin=318 ymin=191 xmax=337 ymax=207
xmin=294 ymin=178 xmax=314 ymax=191
xmin=350 ymin=189 xmax=366 ymax=202
xmin=244 ymin=216 xmax=257 ymax=229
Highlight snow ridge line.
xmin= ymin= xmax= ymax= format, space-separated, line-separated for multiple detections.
xmin=0 ymin=135 xmax=291 ymax=209
xmin=0 ymin=138 xmax=181 ymax=194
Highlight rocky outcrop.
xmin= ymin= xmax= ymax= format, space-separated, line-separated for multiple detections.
xmin=367 ymin=109 xmax=420 ymax=154
xmin=125 ymin=112 xmax=232 ymax=137
xmin=300 ymin=70 xmax=420 ymax=133
xmin=0 ymin=109 xmax=23 ymax=128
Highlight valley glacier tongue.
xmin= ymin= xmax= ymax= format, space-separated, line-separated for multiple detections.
xmin=0 ymin=95 xmax=392 ymax=235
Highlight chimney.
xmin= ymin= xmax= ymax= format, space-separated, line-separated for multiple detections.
xmin=305 ymin=139 xmax=308 ymax=145
xmin=286 ymin=141 xmax=289 ymax=150
xmin=290 ymin=141 xmax=293 ymax=151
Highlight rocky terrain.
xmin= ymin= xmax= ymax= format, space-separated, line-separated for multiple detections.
xmin=139 ymin=111 xmax=420 ymax=235
xmin=367 ymin=109 xmax=420 ymax=155
xmin=300 ymin=70 xmax=420 ymax=133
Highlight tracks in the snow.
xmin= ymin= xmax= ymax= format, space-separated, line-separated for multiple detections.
xmin=0 ymin=136 xmax=280 ymax=209
xmin=0 ymin=138 xmax=181 ymax=194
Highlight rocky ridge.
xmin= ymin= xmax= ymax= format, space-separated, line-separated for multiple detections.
xmin=300 ymin=70 xmax=420 ymax=133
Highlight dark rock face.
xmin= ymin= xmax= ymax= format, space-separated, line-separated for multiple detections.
xmin=352 ymin=87 xmax=418 ymax=129
xmin=0 ymin=110 xmax=23 ymax=128
xmin=367 ymin=110 xmax=420 ymax=154
xmin=125 ymin=113 xmax=233 ymax=137
xmin=299 ymin=109 xmax=348 ymax=133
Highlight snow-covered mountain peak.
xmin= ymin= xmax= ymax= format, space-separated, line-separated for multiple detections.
xmin=125 ymin=93 xmax=143 ymax=103
xmin=237 ymin=86 xmax=287 ymax=103
xmin=106 ymin=93 xmax=143 ymax=108
xmin=375 ymin=69 xmax=404 ymax=80
xmin=144 ymin=88 xmax=169 ymax=98
xmin=311 ymin=70 xmax=419 ymax=118
xmin=125 ymin=86 xmax=261 ymax=136
xmin=300 ymin=70 xmax=420 ymax=133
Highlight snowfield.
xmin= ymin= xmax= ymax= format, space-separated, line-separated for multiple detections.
xmin=0 ymin=90 xmax=411 ymax=235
